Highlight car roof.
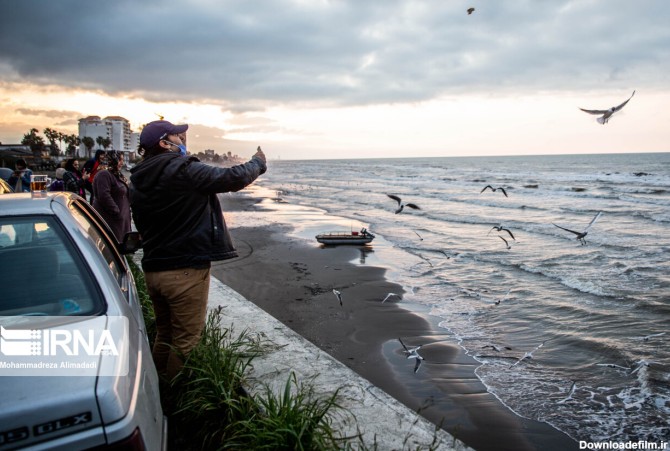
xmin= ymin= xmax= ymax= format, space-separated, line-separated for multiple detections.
xmin=0 ymin=177 xmax=12 ymax=194
xmin=0 ymin=192 xmax=78 ymax=215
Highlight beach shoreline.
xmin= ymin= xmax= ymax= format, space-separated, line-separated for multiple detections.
xmin=212 ymin=192 xmax=579 ymax=451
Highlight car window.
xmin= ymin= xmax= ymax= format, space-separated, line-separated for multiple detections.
xmin=0 ymin=216 xmax=102 ymax=316
xmin=69 ymin=201 xmax=126 ymax=289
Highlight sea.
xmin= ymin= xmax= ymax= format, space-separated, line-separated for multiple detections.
xmin=250 ymin=152 xmax=670 ymax=445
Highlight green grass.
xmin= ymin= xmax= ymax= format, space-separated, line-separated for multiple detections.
xmin=170 ymin=307 xmax=266 ymax=448
xmin=229 ymin=372 xmax=348 ymax=450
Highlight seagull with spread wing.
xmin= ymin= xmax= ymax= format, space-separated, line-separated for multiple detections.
xmin=509 ymin=340 xmax=547 ymax=368
xmin=382 ymin=293 xmax=401 ymax=303
xmin=633 ymin=332 xmax=666 ymax=342
xmin=488 ymin=224 xmax=515 ymax=240
xmin=553 ymin=211 xmax=602 ymax=245
xmin=580 ymin=90 xmax=635 ymax=124
xmin=387 ymin=194 xmax=421 ymax=214
xmin=494 ymin=288 xmax=512 ymax=305
xmin=480 ymin=185 xmax=508 ymax=197
xmin=399 ymin=337 xmax=424 ymax=373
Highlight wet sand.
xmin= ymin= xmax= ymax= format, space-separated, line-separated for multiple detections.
xmin=211 ymin=193 xmax=578 ymax=451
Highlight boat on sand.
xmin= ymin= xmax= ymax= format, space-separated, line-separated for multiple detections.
xmin=315 ymin=228 xmax=375 ymax=245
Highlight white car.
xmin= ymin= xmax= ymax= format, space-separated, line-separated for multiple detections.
xmin=0 ymin=192 xmax=166 ymax=450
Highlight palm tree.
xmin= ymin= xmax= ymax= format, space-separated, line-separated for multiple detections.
xmin=95 ymin=136 xmax=105 ymax=151
xmin=57 ymin=132 xmax=66 ymax=156
xmin=43 ymin=128 xmax=61 ymax=156
xmin=82 ymin=136 xmax=95 ymax=158
xmin=101 ymin=137 xmax=112 ymax=150
xmin=21 ymin=128 xmax=45 ymax=152
xmin=64 ymin=134 xmax=81 ymax=157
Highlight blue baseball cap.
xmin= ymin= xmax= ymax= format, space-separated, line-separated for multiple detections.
xmin=139 ymin=120 xmax=189 ymax=149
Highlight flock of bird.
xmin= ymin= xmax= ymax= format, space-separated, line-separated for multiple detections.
xmin=380 ymin=185 xmax=609 ymax=373
xmin=387 ymin=189 xmax=603 ymax=250
xmin=326 ymin=190 xmax=658 ymax=380
xmin=356 ymin=184 xmax=604 ymax=373
xmin=378 ymin=193 xmax=661 ymax=381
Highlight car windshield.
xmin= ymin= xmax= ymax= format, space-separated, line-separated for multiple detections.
xmin=0 ymin=215 xmax=102 ymax=316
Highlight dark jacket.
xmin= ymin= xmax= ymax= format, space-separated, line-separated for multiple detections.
xmin=84 ymin=150 xmax=106 ymax=200
xmin=8 ymin=169 xmax=33 ymax=192
xmin=93 ymin=170 xmax=131 ymax=242
xmin=63 ymin=170 xmax=87 ymax=198
xmin=129 ymin=153 xmax=266 ymax=272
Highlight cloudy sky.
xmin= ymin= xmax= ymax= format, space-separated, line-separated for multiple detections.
xmin=0 ymin=0 xmax=668 ymax=160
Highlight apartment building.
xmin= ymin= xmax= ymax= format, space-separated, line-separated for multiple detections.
xmin=78 ymin=116 xmax=137 ymax=159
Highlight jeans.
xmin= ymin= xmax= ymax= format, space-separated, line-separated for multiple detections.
xmin=145 ymin=267 xmax=211 ymax=380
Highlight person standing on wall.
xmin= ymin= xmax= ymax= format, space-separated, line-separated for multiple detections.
xmin=129 ymin=120 xmax=267 ymax=381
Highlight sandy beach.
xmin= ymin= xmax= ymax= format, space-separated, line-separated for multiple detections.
xmin=212 ymin=193 xmax=579 ymax=451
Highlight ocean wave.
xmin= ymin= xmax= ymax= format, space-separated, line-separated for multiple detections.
xmin=259 ymin=155 xmax=670 ymax=444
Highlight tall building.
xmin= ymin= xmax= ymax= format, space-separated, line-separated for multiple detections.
xmin=78 ymin=116 xmax=137 ymax=159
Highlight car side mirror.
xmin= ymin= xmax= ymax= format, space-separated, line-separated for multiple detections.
xmin=120 ymin=231 xmax=143 ymax=254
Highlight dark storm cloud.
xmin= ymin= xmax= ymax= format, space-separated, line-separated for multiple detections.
xmin=1 ymin=0 xmax=668 ymax=109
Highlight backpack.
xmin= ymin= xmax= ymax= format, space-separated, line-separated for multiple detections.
xmin=49 ymin=179 xmax=65 ymax=192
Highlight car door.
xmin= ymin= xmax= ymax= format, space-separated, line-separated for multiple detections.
xmin=66 ymin=198 xmax=147 ymax=336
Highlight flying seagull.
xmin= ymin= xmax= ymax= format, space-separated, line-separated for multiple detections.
xmin=382 ymin=293 xmax=401 ymax=303
xmin=399 ymin=337 xmax=424 ymax=373
xmin=631 ymin=359 xmax=654 ymax=374
xmin=467 ymin=7 xmax=475 ymax=15
xmin=509 ymin=340 xmax=547 ymax=368
xmin=480 ymin=185 xmax=508 ymax=197
xmin=488 ymin=225 xmax=515 ymax=240
xmin=482 ymin=344 xmax=512 ymax=352
xmin=579 ymin=90 xmax=635 ymax=124
xmin=632 ymin=332 xmax=666 ymax=342
xmin=387 ymin=194 xmax=421 ymax=214
xmin=494 ymin=289 xmax=512 ymax=305
xmin=553 ymin=211 xmax=602 ymax=245
xmin=557 ymin=381 xmax=577 ymax=404
xmin=596 ymin=363 xmax=631 ymax=371
xmin=332 ymin=289 xmax=343 ymax=307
